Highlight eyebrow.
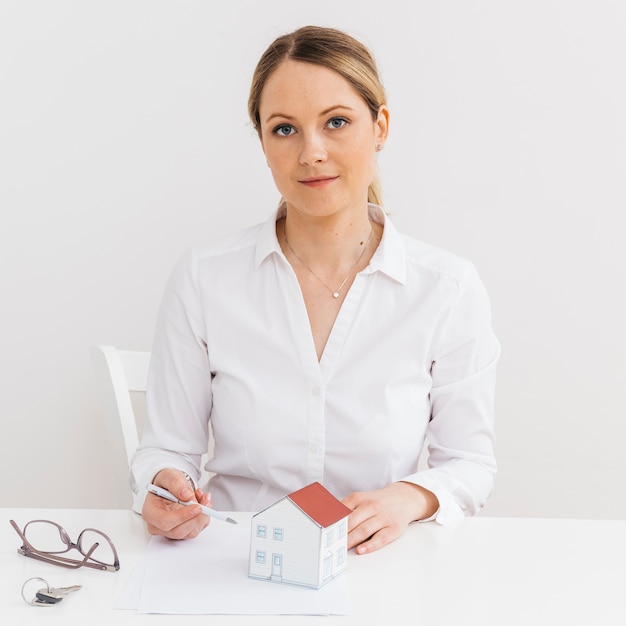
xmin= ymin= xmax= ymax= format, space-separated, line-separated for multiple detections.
xmin=263 ymin=105 xmax=355 ymax=125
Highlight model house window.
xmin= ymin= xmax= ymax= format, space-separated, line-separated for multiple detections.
xmin=325 ymin=529 xmax=333 ymax=547
xmin=337 ymin=521 xmax=346 ymax=539
xmin=337 ymin=546 xmax=346 ymax=565
xmin=256 ymin=550 xmax=266 ymax=564
xmin=256 ymin=524 xmax=267 ymax=538
xmin=273 ymin=527 xmax=284 ymax=540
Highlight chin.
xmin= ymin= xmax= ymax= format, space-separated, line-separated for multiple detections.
xmin=284 ymin=194 xmax=356 ymax=217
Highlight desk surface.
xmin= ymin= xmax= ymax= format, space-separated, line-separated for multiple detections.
xmin=2 ymin=508 xmax=625 ymax=625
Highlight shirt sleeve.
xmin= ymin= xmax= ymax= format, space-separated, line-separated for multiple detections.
xmin=403 ymin=262 xmax=500 ymax=524
xmin=129 ymin=250 xmax=213 ymax=514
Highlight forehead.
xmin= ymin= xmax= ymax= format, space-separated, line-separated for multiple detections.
xmin=259 ymin=60 xmax=365 ymax=119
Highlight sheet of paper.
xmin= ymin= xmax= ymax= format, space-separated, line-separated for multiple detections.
xmin=117 ymin=526 xmax=352 ymax=615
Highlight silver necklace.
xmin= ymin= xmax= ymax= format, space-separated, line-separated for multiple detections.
xmin=283 ymin=220 xmax=373 ymax=298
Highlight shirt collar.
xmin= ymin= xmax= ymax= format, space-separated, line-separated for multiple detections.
xmin=253 ymin=203 xmax=285 ymax=268
xmin=366 ymin=204 xmax=407 ymax=286
xmin=254 ymin=202 xmax=407 ymax=286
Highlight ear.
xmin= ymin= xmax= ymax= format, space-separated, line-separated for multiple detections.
xmin=374 ymin=105 xmax=389 ymax=148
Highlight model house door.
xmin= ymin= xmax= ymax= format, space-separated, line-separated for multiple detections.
xmin=271 ymin=553 xmax=282 ymax=580
xmin=324 ymin=553 xmax=332 ymax=579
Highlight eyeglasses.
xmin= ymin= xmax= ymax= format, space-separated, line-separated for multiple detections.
xmin=10 ymin=519 xmax=120 ymax=572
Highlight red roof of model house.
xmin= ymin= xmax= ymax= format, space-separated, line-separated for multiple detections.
xmin=287 ymin=482 xmax=352 ymax=528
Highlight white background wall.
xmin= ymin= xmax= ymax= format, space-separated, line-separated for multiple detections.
xmin=1 ymin=0 xmax=624 ymax=518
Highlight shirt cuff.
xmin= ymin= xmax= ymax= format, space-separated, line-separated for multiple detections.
xmin=403 ymin=475 xmax=466 ymax=525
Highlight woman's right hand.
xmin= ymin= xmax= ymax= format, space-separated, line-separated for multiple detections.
xmin=141 ymin=468 xmax=212 ymax=539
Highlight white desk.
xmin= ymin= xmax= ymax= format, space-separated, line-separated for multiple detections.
xmin=2 ymin=508 xmax=625 ymax=625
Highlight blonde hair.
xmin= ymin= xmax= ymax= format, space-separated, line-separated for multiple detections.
xmin=248 ymin=25 xmax=387 ymax=206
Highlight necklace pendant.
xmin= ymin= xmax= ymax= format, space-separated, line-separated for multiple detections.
xmin=332 ymin=292 xmax=340 ymax=299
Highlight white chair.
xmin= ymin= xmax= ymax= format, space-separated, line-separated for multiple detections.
xmin=90 ymin=345 xmax=213 ymax=507
xmin=90 ymin=345 xmax=151 ymax=470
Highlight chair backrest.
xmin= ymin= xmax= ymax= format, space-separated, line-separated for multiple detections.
xmin=90 ymin=345 xmax=151 ymax=469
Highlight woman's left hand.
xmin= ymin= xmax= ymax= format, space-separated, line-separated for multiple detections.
xmin=342 ymin=481 xmax=439 ymax=555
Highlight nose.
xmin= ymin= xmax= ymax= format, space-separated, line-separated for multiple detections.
xmin=299 ymin=132 xmax=327 ymax=166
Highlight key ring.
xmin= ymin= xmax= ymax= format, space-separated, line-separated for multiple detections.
xmin=21 ymin=577 xmax=53 ymax=607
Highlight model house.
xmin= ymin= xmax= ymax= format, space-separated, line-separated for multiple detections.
xmin=248 ymin=481 xmax=352 ymax=589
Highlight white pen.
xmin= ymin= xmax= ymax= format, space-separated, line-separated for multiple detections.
xmin=147 ymin=483 xmax=238 ymax=525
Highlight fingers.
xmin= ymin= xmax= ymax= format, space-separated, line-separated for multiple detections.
xmin=196 ymin=489 xmax=210 ymax=505
xmin=350 ymin=523 xmax=402 ymax=555
xmin=343 ymin=492 xmax=403 ymax=555
xmin=142 ymin=469 xmax=212 ymax=540
xmin=145 ymin=499 xmax=209 ymax=539
xmin=341 ymin=482 xmax=438 ymax=555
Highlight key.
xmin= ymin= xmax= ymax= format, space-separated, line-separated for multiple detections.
xmin=30 ymin=597 xmax=56 ymax=607
xmin=48 ymin=585 xmax=82 ymax=596
xmin=36 ymin=585 xmax=81 ymax=603
xmin=35 ymin=590 xmax=63 ymax=604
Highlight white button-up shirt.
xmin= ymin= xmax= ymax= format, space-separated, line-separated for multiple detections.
xmin=131 ymin=204 xmax=500 ymax=524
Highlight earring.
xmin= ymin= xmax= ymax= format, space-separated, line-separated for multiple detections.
xmin=375 ymin=144 xmax=383 ymax=152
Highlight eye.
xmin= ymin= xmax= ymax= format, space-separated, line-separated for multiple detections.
xmin=273 ymin=124 xmax=295 ymax=137
xmin=327 ymin=116 xmax=348 ymax=130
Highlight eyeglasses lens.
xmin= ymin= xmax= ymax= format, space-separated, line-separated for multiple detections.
xmin=78 ymin=529 xmax=116 ymax=566
xmin=24 ymin=520 xmax=70 ymax=554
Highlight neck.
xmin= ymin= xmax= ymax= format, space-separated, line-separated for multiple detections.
xmin=281 ymin=210 xmax=373 ymax=271
xmin=281 ymin=211 xmax=377 ymax=299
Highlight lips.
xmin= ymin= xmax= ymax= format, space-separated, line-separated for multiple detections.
xmin=299 ymin=176 xmax=338 ymax=187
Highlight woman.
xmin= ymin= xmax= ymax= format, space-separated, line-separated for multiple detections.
xmin=131 ymin=25 xmax=500 ymax=555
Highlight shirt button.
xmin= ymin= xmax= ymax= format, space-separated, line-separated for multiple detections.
xmin=309 ymin=443 xmax=320 ymax=455
xmin=312 ymin=386 xmax=321 ymax=397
